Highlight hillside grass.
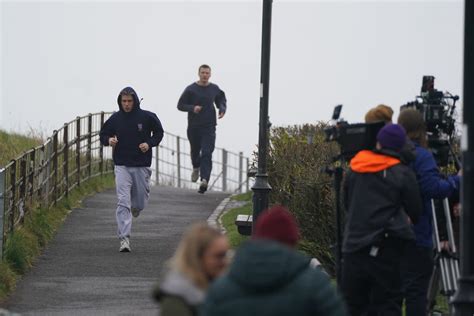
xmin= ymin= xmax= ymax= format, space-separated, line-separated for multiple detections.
xmin=0 ymin=129 xmax=43 ymax=168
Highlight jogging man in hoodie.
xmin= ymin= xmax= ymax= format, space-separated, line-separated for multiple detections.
xmin=177 ymin=64 xmax=227 ymax=194
xmin=342 ymin=124 xmax=422 ymax=316
xmin=100 ymin=87 xmax=164 ymax=252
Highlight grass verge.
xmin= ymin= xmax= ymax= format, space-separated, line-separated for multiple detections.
xmin=221 ymin=195 xmax=252 ymax=248
xmin=230 ymin=191 xmax=252 ymax=202
xmin=0 ymin=174 xmax=115 ymax=301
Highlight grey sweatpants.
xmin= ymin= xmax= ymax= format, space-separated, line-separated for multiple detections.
xmin=114 ymin=165 xmax=151 ymax=239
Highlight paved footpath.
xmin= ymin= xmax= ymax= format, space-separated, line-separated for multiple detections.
xmin=2 ymin=186 xmax=229 ymax=316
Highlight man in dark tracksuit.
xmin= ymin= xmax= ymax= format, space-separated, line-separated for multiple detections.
xmin=342 ymin=124 xmax=422 ymax=316
xmin=100 ymin=87 xmax=164 ymax=252
xmin=177 ymin=64 xmax=227 ymax=193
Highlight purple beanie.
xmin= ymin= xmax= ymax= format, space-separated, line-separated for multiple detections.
xmin=376 ymin=124 xmax=406 ymax=152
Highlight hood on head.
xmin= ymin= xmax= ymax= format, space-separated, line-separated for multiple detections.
xmin=117 ymin=86 xmax=141 ymax=112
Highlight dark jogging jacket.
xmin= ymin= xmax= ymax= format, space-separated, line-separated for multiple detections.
xmin=177 ymin=82 xmax=226 ymax=128
xmin=99 ymin=87 xmax=164 ymax=167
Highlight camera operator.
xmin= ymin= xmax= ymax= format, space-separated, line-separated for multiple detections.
xmin=397 ymin=108 xmax=461 ymax=316
xmin=341 ymin=124 xmax=423 ymax=316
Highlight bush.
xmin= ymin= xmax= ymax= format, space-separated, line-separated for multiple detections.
xmin=267 ymin=123 xmax=339 ymax=274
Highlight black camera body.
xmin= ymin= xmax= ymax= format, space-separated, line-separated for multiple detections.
xmin=325 ymin=105 xmax=384 ymax=160
xmin=400 ymin=76 xmax=459 ymax=167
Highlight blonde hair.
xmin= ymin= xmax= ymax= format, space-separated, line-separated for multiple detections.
xmin=169 ymin=223 xmax=223 ymax=289
xmin=365 ymin=104 xmax=394 ymax=124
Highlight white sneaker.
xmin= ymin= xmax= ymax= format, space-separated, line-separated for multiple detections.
xmin=191 ymin=168 xmax=200 ymax=182
xmin=198 ymin=179 xmax=208 ymax=194
xmin=131 ymin=207 xmax=140 ymax=218
xmin=119 ymin=238 xmax=131 ymax=252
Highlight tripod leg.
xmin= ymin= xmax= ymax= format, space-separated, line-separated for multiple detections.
xmin=442 ymin=198 xmax=460 ymax=294
xmin=432 ymin=200 xmax=449 ymax=293
xmin=443 ymin=199 xmax=458 ymax=253
xmin=427 ymin=260 xmax=441 ymax=313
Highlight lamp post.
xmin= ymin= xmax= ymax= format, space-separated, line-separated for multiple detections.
xmin=252 ymin=0 xmax=273 ymax=232
xmin=452 ymin=1 xmax=474 ymax=314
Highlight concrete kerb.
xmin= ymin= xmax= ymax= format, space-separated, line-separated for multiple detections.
xmin=207 ymin=195 xmax=234 ymax=233
xmin=207 ymin=193 xmax=250 ymax=235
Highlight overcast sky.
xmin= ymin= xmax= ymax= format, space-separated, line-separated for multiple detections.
xmin=1 ymin=0 xmax=465 ymax=157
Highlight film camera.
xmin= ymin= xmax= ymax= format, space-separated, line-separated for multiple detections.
xmin=324 ymin=104 xmax=384 ymax=160
xmin=400 ymin=76 xmax=460 ymax=167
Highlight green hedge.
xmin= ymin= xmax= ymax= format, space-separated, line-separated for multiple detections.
xmin=267 ymin=123 xmax=339 ymax=274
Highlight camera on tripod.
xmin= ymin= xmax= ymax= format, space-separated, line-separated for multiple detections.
xmin=324 ymin=104 xmax=384 ymax=160
xmin=400 ymin=75 xmax=460 ymax=167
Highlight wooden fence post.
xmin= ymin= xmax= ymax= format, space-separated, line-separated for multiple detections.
xmin=87 ymin=113 xmax=92 ymax=179
xmin=222 ymin=149 xmax=228 ymax=192
xmin=76 ymin=117 xmax=81 ymax=187
xmin=9 ymin=160 xmax=16 ymax=234
xmin=19 ymin=158 xmax=27 ymax=220
xmin=100 ymin=112 xmax=104 ymax=176
xmin=177 ymin=136 xmax=181 ymax=188
xmin=40 ymin=144 xmax=47 ymax=208
xmin=29 ymin=148 xmax=35 ymax=205
xmin=53 ymin=131 xmax=58 ymax=205
xmin=239 ymin=152 xmax=243 ymax=193
xmin=64 ymin=124 xmax=69 ymax=197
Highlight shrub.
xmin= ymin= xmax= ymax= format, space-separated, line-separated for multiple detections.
xmin=267 ymin=123 xmax=339 ymax=274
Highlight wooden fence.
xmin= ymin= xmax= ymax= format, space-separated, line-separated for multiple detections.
xmin=0 ymin=112 xmax=249 ymax=258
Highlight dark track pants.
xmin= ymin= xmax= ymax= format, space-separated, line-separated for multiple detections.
xmin=187 ymin=126 xmax=216 ymax=182
xmin=400 ymin=244 xmax=434 ymax=316
xmin=341 ymin=240 xmax=405 ymax=316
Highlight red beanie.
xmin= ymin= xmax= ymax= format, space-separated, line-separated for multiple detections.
xmin=254 ymin=205 xmax=300 ymax=247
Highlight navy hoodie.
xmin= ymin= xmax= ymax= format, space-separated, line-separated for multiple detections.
xmin=99 ymin=87 xmax=164 ymax=167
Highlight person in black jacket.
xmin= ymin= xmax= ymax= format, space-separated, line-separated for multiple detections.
xmin=99 ymin=87 xmax=164 ymax=252
xmin=177 ymin=64 xmax=227 ymax=194
xmin=341 ymin=124 xmax=422 ymax=316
